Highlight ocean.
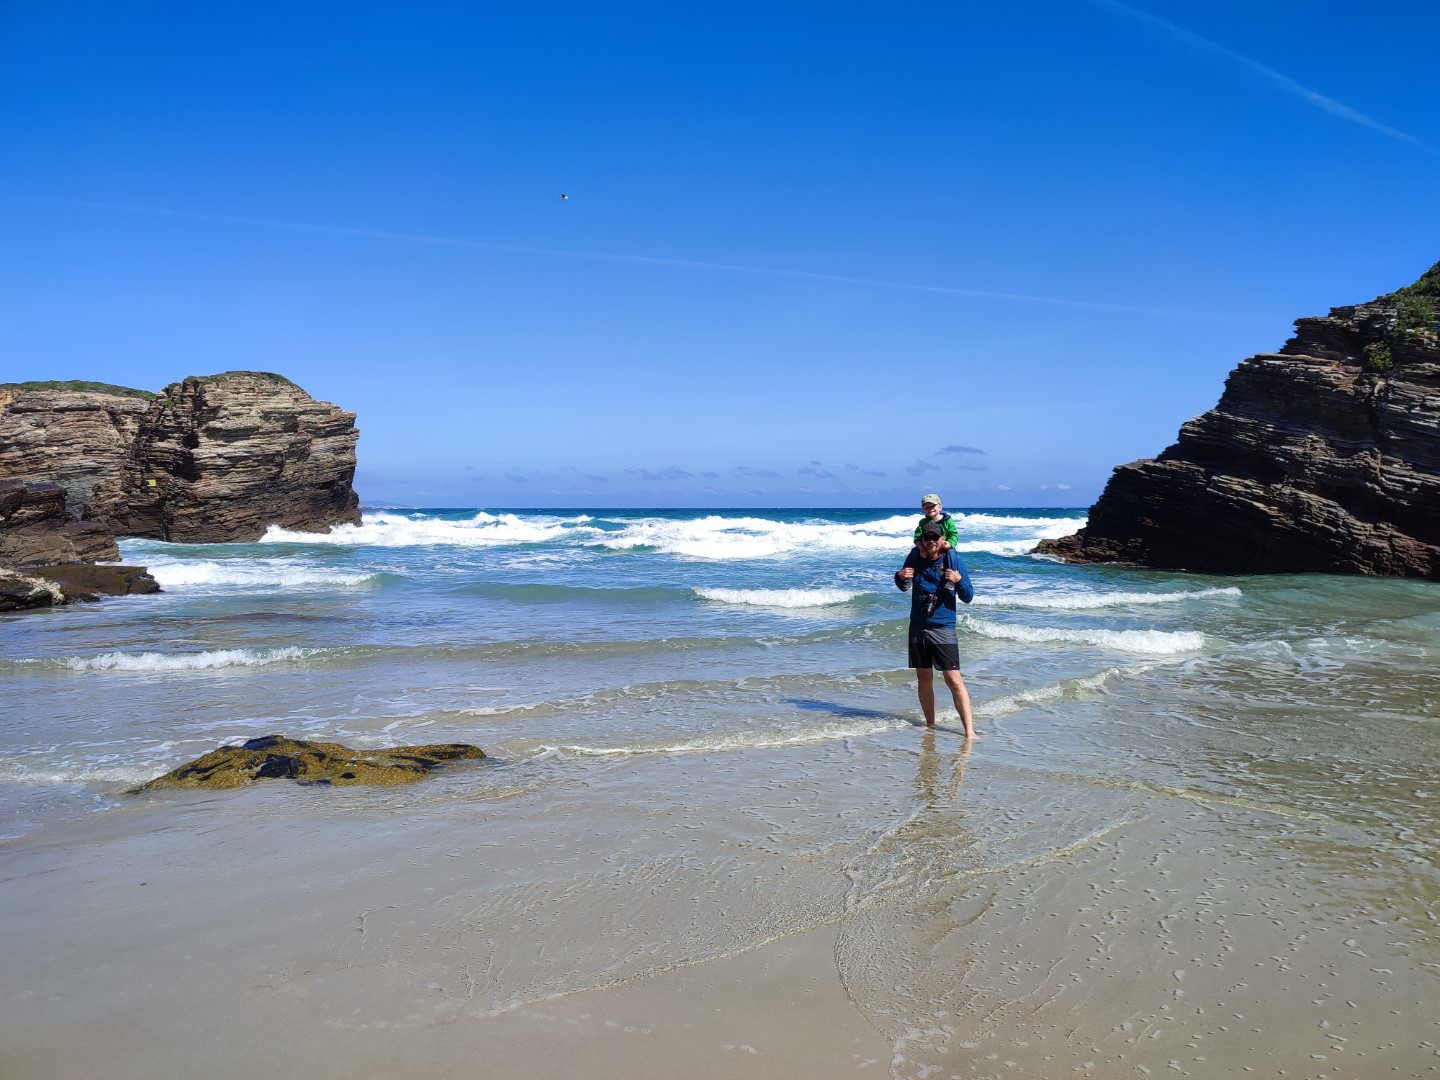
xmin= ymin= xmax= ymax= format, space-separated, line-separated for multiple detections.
xmin=3 ymin=506 xmax=1438 ymax=1078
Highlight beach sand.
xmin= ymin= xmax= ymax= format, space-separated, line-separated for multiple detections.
xmin=3 ymin=765 xmax=1436 ymax=1080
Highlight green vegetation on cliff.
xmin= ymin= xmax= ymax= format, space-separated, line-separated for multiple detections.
xmin=0 ymin=380 xmax=156 ymax=400
xmin=1365 ymin=260 xmax=1439 ymax=372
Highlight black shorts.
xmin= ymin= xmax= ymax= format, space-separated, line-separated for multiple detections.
xmin=908 ymin=628 xmax=960 ymax=671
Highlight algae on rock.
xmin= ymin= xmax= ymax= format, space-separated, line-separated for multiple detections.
xmin=138 ymin=735 xmax=486 ymax=790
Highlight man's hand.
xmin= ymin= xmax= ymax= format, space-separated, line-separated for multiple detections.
xmin=944 ymin=568 xmax=961 ymax=584
xmin=899 ymin=567 xmax=915 ymax=581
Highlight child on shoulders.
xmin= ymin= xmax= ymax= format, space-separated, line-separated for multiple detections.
xmin=913 ymin=493 xmax=959 ymax=551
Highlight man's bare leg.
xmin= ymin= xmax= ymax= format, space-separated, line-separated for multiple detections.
xmin=915 ymin=666 xmax=937 ymax=727
xmin=941 ymin=667 xmax=976 ymax=739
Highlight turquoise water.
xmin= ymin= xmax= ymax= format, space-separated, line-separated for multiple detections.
xmin=3 ymin=506 xmax=1439 ymax=1072
xmin=3 ymin=506 xmax=1437 ymax=838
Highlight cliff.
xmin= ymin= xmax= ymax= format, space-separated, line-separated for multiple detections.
xmin=0 ymin=480 xmax=159 ymax=611
xmin=1036 ymin=263 xmax=1440 ymax=579
xmin=0 ymin=371 xmax=361 ymax=544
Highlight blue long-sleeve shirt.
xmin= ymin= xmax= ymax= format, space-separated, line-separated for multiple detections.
xmin=895 ymin=547 xmax=974 ymax=629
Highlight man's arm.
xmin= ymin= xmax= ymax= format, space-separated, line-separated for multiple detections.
xmin=895 ymin=547 xmax=920 ymax=591
xmin=945 ymin=551 xmax=974 ymax=604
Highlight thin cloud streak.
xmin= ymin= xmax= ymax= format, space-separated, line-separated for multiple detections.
xmin=1092 ymin=0 xmax=1439 ymax=157
xmin=6 ymin=193 xmax=1261 ymax=320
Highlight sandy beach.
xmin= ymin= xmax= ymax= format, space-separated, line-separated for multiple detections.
xmin=4 ymin=511 xmax=1439 ymax=1078
xmin=3 ymin=731 xmax=1436 ymax=1079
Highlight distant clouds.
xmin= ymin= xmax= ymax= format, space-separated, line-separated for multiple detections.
xmin=1091 ymin=0 xmax=1439 ymax=156
xmin=624 ymin=466 xmax=694 ymax=481
xmin=906 ymin=449 xmax=988 ymax=476
xmin=461 ymin=450 xmax=1029 ymax=501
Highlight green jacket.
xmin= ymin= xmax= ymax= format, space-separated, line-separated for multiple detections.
xmin=913 ymin=512 xmax=959 ymax=546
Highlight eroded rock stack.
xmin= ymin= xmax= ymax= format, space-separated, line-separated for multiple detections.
xmin=0 ymin=371 xmax=362 ymax=610
xmin=89 ymin=372 xmax=363 ymax=543
xmin=1 ymin=372 xmax=362 ymax=544
xmin=1037 ymin=263 xmax=1440 ymax=578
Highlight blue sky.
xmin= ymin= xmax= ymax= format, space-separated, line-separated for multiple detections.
xmin=3 ymin=1 xmax=1437 ymax=508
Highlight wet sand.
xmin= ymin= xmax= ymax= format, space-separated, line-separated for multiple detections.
xmin=3 ymin=762 xmax=1437 ymax=1080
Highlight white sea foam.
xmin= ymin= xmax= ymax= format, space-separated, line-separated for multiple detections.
xmin=975 ymin=586 xmax=1242 ymax=611
xmin=950 ymin=540 xmax=1043 ymax=556
xmin=146 ymin=559 xmax=378 ymax=590
xmin=0 ymin=762 xmax=159 ymax=785
xmin=536 ymin=717 xmax=899 ymax=758
xmin=978 ymin=667 xmax=1137 ymax=718
xmin=65 ymin=647 xmax=318 ymax=672
xmin=959 ymin=615 xmax=1205 ymax=655
xmin=596 ymin=513 xmax=1080 ymax=560
xmin=247 ymin=509 xmax=1084 ymax=561
xmin=952 ymin=511 xmax=1084 ymax=531
xmin=695 ymin=587 xmax=863 ymax=608
xmin=260 ymin=511 xmax=580 ymax=548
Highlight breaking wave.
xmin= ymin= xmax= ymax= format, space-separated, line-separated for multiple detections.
xmin=63 ymin=647 xmax=320 ymax=672
xmin=959 ymin=615 xmax=1206 ymax=655
xmin=695 ymin=587 xmax=864 ymax=608
xmin=145 ymin=559 xmax=380 ymax=590
xmin=261 ymin=511 xmax=589 ymax=548
xmin=976 ymin=586 xmax=1242 ymax=611
xmin=533 ymin=717 xmax=901 ymax=759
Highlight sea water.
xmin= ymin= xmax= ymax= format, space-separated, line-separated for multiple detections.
xmin=3 ymin=507 xmax=1438 ymax=1073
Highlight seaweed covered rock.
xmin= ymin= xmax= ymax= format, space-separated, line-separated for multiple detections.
xmin=1037 ymin=262 xmax=1440 ymax=578
xmin=137 ymin=735 xmax=486 ymax=790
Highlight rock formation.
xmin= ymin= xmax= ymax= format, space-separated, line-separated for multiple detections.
xmin=0 ymin=382 xmax=151 ymax=522
xmin=137 ymin=736 xmax=487 ymax=789
xmin=0 ymin=371 xmax=361 ymax=543
xmin=0 ymin=480 xmax=118 ymax=565
xmin=0 ymin=371 xmax=359 ymax=612
xmin=0 ymin=568 xmax=66 ymax=613
xmin=0 ymin=479 xmax=158 ymax=610
xmin=1037 ymin=263 xmax=1440 ymax=578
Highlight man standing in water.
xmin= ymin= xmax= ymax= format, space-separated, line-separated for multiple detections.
xmin=895 ymin=522 xmax=977 ymax=738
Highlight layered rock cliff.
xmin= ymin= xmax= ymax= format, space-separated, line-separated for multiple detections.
xmin=1036 ymin=263 xmax=1440 ymax=579
xmin=0 ymin=371 xmax=361 ymax=544
xmin=0 ymin=480 xmax=157 ymax=611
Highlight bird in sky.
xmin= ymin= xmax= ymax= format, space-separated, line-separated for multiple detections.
xmin=559 ymin=193 xmax=569 ymax=200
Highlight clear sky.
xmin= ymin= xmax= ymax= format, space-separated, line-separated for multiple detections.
xmin=3 ymin=1 xmax=1437 ymax=508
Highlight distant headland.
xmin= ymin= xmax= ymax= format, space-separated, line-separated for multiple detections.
xmin=1037 ymin=262 xmax=1440 ymax=579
